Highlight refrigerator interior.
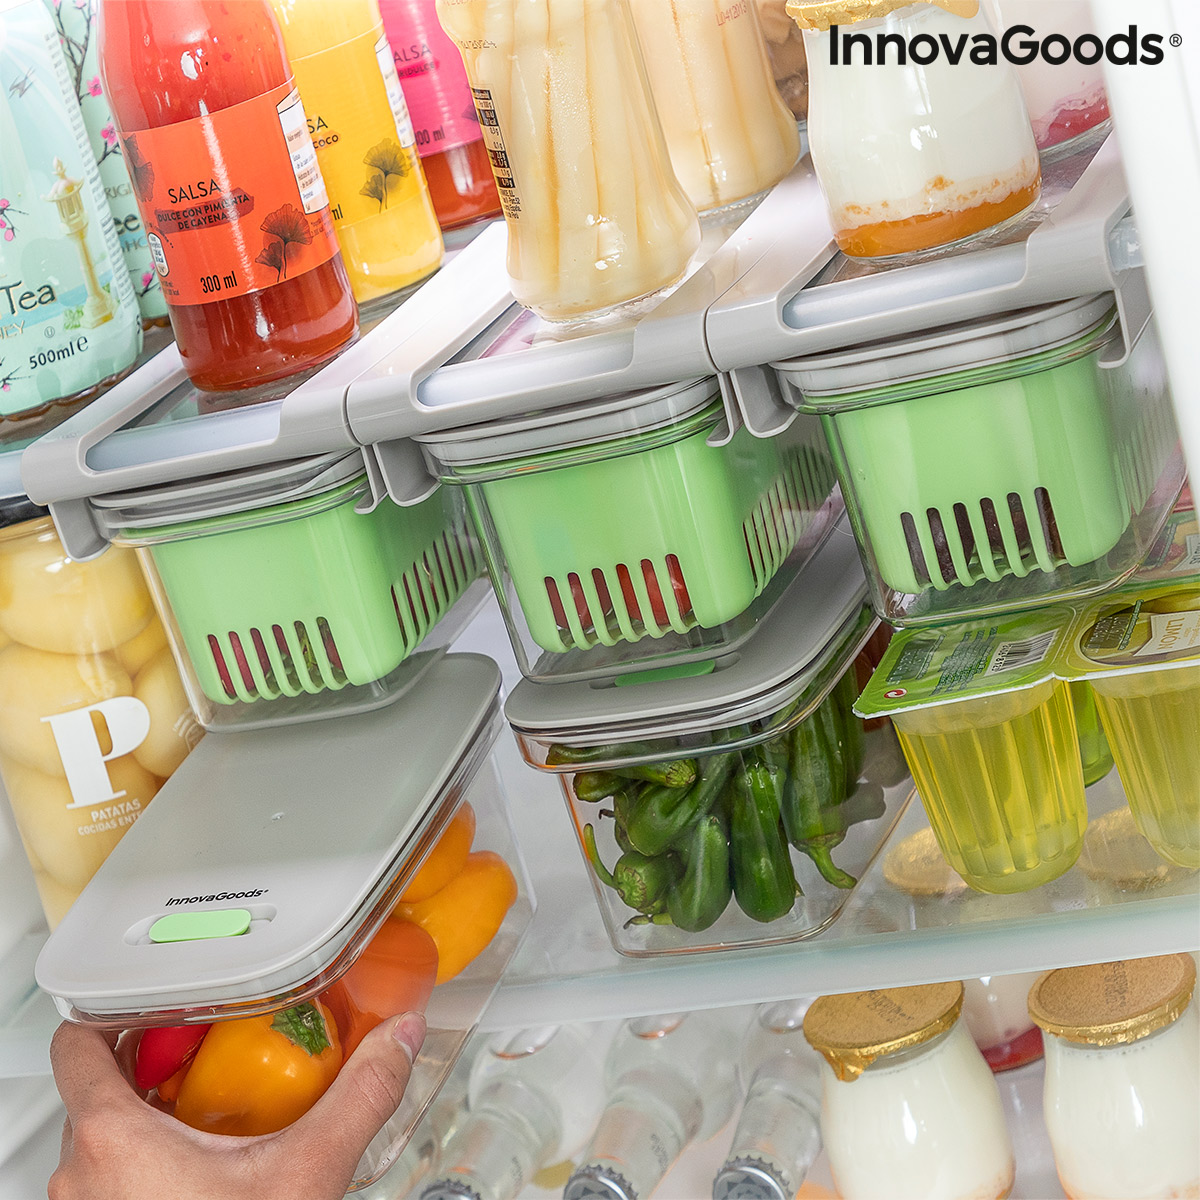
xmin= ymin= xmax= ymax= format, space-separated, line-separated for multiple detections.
xmin=3 ymin=1 xmax=1200 ymax=1194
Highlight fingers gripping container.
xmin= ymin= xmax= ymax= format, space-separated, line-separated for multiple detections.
xmin=505 ymin=526 xmax=913 ymax=956
xmin=417 ymin=377 xmax=840 ymax=681
xmin=94 ymin=451 xmax=485 ymax=729
xmin=774 ymin=296 xmax=1183 ymax=626
xmin=34 ymin=655 xmax=535 ymax=1191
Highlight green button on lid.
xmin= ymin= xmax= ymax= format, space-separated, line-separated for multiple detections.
xmin=149 ymin=909 xmax=252 ymax=944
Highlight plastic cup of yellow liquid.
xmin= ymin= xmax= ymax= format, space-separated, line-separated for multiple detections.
xmin=1089 ymin=663 xmax=1200 ymax=870
xmin=892 ymin=680 xmax=1088 ymax=894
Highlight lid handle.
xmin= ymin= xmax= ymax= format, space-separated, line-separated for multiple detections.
xmin=721 ymin=366 xmax=799 ymax=439
xmin=371 ymin=440 xmax=441 ymax=507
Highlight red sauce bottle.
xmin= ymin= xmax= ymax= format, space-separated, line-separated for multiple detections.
xmin=98 ymin=0 xmax=358 ymax=393
xmin=378 ymin=0 xmax=500 ymax=230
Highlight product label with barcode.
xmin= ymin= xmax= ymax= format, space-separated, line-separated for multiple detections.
xmin=984 ymin=631 xmax=1057 ymax=676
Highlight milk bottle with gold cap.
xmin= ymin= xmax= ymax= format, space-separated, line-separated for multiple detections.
xmin=1029 ymin=955 xmax=1200 ymax=1200
xmin=785 ymin=0 xmax=1040 ymax=258
xmin=803 ymin=981 xmax=1015 ymax=1200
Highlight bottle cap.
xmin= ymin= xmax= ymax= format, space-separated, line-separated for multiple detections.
xmin=803 ymin=981 xmax=964 ymax=1080
xmin=882 ymin=827 xmax=968 ymax=898
xmin=785 ymin=0 xmax=978 ymax=33
xmin=1027 ymin=954 xmax=1197 ymax=1047
xmin=713 ymin=1159 xmax=790 ymax=1200
xmin=420 ymin=1183 xmax=483 ymax=1200
xmin=564 ymin=1165 xmax=638 ymax=1200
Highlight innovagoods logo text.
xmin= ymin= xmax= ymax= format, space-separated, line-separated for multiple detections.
xmin=828 ymin=24 xmax=1170 ymax=67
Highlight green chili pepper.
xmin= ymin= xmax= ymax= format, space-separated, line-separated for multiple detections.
xmin=730 ymin=757 xmax=799 ymax=923
xmin=833 ymin=671 xmax=866 ymax=789
xmin=782 ymin=711 xmax=857 ymax=890
xmin=582 ymin=824 xmax=680 ymax=914
xmin=599 ymin=789 xmax=638 ymax=855
xmin=573 ymin=770 xmax=625 ymax=802
xmin=666 ymin=807 xmax=733 ymax=932
xmin=624 ymin=754 xmax=735 ymax=857
xmin=547 ymin=741 xmax=665 ymax=768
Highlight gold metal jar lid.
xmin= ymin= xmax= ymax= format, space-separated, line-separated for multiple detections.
xmin=785 ymin=0 xmax=978 ymax=33
xmin=1078 ymin=807 xmax=1198 ymax=892
xmin=803 ymin=981 xmax=964 ymax=1080
xmin=883 ymin=827 xmax=968 ymax=898
xmin=1028 ymin=955 xmax=1197 ymax=1047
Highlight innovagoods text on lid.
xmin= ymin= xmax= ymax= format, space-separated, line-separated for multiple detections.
xmin=417 ymin=377 xmax=841 ymax=682
xmin=93 ymin=449 xmax=485 ymax=729
xmin=506 ymin=525 xmax=912 ymax=956
xmin=35 ymin=654 xmax=534 ymax=1191
xmin=775 ymin=297 xmax=1183 ymax=626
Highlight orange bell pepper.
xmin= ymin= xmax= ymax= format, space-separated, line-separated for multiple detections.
xmin=173 ymin=1000 xmax=342 ymax=1136
xmin=322 ymin=919 xmax=438 ymax=1057
xmin=398 ymin=802 xmax=476 ymax=903
xmin=394 ymin=851 xmax=518 ymax=985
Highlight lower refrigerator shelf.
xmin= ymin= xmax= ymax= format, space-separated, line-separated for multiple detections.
xmin=485 ymin=716 xmax=1200 ymax=1030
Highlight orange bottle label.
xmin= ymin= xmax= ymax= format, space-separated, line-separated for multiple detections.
xmin=120 ymin=82 xmax=340 ymax=306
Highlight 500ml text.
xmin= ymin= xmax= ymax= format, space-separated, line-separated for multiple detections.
xmin=829 ymin=23 xmax=1166 ymax=67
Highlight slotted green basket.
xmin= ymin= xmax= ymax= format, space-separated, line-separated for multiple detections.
xmin=780 ymin=298 xmax=1181 ymax=605
xmin=123 ymin=478 xmax=480 ymax=706
xmin=455 ymin=403 xmax=836 ymax=654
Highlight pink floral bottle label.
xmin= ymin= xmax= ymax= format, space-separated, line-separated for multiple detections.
xmin=379 ymin=0 xmax=482 ymax=156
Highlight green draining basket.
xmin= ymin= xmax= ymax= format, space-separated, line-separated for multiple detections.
xmin=779 ymin=297 xmax=1180 ymax=601
xmin=463 ymin=406 xmax=836 ymax=654
xmin=129 ymin=479 xmax=480 ymax=706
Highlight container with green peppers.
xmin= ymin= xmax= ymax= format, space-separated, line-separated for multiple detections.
xmin=505 ymin=524 xmax=915 ymax=956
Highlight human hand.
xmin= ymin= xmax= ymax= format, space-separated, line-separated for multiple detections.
xmin=47 ymin=1011 xmax=426 ymax=1200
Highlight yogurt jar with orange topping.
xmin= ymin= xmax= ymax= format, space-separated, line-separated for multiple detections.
xmin=787 ymin=0 xmax=1040 ymax=258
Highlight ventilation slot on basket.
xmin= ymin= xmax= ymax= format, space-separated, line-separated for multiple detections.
xmin=206 ymin=620 xmax=348 ymax=702
xmin=743 ymin=446 xmax=834 ymax=591
xmin=391 ymin=517 xmax=482 ymax=653
xmin=544 ymin=556 xmax=696 ymax=650
xmin=902 ymin=489 xmax=1069 ymax=590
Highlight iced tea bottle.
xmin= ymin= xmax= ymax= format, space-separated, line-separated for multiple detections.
xmin=98 ymin=0 xmax=358 ymax=392
xmin=378 ymin=0 xmax=501 ymax=230
xmin=269 ymin=0 xmax=444 ymax=305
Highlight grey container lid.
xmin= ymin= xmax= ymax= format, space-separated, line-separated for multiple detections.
xmin=89 ymin=449 xmax=368 ymax=532
xmin=505 ymin=516 xmax=869 ymax=751
xmin=415 ymin=377 xmax=719 ymax=470
xmin=35 ymin=653 xmax=502 ymax=1023
xmin=775 ymin=294 xmax=1117 ymax=400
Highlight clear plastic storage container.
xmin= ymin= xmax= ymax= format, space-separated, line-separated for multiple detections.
xmin=1029 ymin=955 xmax=1200 ymax=1200
xmin=776 ymin=297 xmax=1183 ymax=626
xmin=506 ymin=528 xmax=911 ymax=955
xmin=35 ymin=654 xmax=534 ymax=1192
xmin=97 ymin=451 xmax=484 ymax=729
xmin=418 ymin=378 xmax=840 ymax=681
xmin=789 ymin=0 xmax=1040 ymax=258
xmin=0 ymin=510 xmax=200 ymax=928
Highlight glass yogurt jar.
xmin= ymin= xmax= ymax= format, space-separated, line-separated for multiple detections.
xmin=803 ymin=981 xmax=1016 ymax=1200
xmin=787 ymin=0 xmax=1041 ymax=258
xmin=1029 ymin=955 xmax=1200 ymax=1200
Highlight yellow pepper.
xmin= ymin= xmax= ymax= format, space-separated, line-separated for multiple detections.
xmin=173 ymin=1000 xmax=342 ymax=1136
xmin=394 ymin=851 xmax=518 ymax=985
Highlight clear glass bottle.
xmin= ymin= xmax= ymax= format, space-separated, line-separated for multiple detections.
xmin=804 ymin=981 xmax=1015 ymax=1200
xmin=791 ymin=0 xmax=1041 ymax=258
xmin=419 ymin=1024 xmax=610 ymax=1200
xmin=565 ymin=1011 xmax=741 ymax=1200
xmin=1030 ymin=955 xmax=1200 ymax=1200
xmin=713 ymin=1000 xmax=822 ymax=1200
xmin=628 ymin=0 xmax=800 ymax=213
xmin=435 ymin=0 xmax=700 ymax=321
xmin=754 ymin=0 xmax=808 ymax=124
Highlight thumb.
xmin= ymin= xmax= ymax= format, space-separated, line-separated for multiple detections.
xmin=276 ymin=1012 xmax=426 ymax=1187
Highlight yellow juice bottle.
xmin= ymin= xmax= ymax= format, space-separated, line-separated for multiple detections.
xmin=893 ymin=681 xmax=1088 ymax=894
xmin=271 ymin=0 xmax=444 ymax=305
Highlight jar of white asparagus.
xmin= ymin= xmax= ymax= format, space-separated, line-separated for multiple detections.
xmin=629 ymin=0 xmax=800 ymax=213
xmin=437 ymin=0 xmax=701 ymax=321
